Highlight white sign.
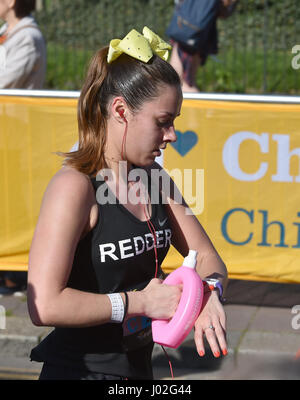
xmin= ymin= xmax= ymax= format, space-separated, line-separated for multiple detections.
xmin=222 ymin=131 xmax=300 ymax=183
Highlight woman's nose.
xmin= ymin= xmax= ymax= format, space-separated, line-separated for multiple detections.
xmin=163 ymin=125 xmax=177 ymax=143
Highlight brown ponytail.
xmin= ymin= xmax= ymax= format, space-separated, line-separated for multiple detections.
xmin=58 ymin=47 xmax=110 ymax=175
xmin=59 ymin=45 xmax=181 ymax=176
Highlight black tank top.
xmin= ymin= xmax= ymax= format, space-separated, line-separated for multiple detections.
xmin=30 ymin=171 xmax=172 ymax=379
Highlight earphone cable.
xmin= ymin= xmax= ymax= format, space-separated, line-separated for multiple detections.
xmin=121 ymin=120 xmax=174 ymax=379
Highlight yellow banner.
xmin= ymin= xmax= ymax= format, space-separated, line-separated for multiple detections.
xmin=0 ymin=96 xmax=78 ymax=270
xmin=1 ymin=95 xmax=300 ymax=284
xmin=163 ymin=99 xmax=300 ymax=284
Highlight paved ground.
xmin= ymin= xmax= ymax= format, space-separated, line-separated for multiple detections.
xmin=153 ymin=303 xmax=300 ymax=380
xmin=0 ymin=290 xmax=299 ymax=380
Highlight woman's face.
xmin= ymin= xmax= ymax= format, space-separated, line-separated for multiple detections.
xmin=125 ymin=84 xmax=183 ymax=166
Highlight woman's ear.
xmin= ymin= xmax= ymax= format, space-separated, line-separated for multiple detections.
xmin=110 ymin=97 xmax=128 ymax=123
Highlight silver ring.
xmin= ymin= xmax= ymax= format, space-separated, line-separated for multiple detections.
xmin=205 ymin=325 xmax=215 ymax=331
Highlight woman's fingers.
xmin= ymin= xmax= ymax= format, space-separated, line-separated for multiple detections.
xmin=142 ymin=278 xmax=182 ymax=319
xmin=195 ymin=316 xmax=227 ymax=357
xmin=205 ymin=319 xmax=227 ymax=357
xmin=203 ymin=324 xmax=221 ymax=357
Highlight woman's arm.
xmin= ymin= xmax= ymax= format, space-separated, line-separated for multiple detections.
xmin=166 ymin=198 xmax=228 ymax=357
xmin=27 ymin=167 xmax=181 ymax=328
xmin=166 ymin=198 xmax=227 ymax=286
xmin=156 ymin=163 xmax=228 ymax=357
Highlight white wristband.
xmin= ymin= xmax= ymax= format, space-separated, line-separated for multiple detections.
xmin=106 ymin=293 xmax=125 ymax=323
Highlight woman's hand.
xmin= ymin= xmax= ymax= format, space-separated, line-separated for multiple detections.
xmin=194 ymin=290 xmax=227 ymax=358
xmin=140 ymin=278 xmax=182 ymax=320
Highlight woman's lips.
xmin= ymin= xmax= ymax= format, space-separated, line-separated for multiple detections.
xmin=153 ymin=144 xmax=167 ymax=156
xmin=153 ymin=149 xmax=161 ymax=156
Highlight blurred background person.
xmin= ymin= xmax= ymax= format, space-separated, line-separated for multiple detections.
xmin=167 ymin=0 xmax=238 ymax=93
xmin=0 ymin=0 xmax=46 ymax=89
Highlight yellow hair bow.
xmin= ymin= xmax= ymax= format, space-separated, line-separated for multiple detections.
xmin=107 ymin=26 xmax=172 ymax=64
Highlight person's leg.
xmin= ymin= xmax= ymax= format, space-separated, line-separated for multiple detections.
xmin=169 ymin=41 xmax=200 ymax=93
xmin=169 ymin=41 xmax=184 ymax=81
xmin=181 ymin=53 xmax=201 ymax=92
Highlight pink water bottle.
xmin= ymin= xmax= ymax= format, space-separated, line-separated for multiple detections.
xmin=152 ymin=250 xmax=204 ymax=348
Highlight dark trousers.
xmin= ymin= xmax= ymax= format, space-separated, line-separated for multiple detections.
xmin=39 ymin=363 xmax=126 ymax=380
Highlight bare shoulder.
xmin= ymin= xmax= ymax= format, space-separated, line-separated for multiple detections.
xmin=46 ymin=166 xmax=93 ymax=200
xmin=40 ymin=166 xmax=96 ymax=219
xmin=48 ymin=166 xmax=92 ymax=193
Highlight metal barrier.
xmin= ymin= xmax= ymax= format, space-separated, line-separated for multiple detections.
xmin=1 ymin=89 xmax=300 ymax=104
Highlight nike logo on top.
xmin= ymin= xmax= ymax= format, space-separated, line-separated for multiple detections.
xmin=158 ymin=217 xmax=168 ymax=227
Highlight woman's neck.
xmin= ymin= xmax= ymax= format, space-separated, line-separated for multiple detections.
xmin=4 ymin=11 xmax=21 ymax=35
xmin=105 ymin=157 xmax=133 ymax=183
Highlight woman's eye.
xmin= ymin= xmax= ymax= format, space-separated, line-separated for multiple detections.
xmin=157 ymin=120 xmax=172 ymax=128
